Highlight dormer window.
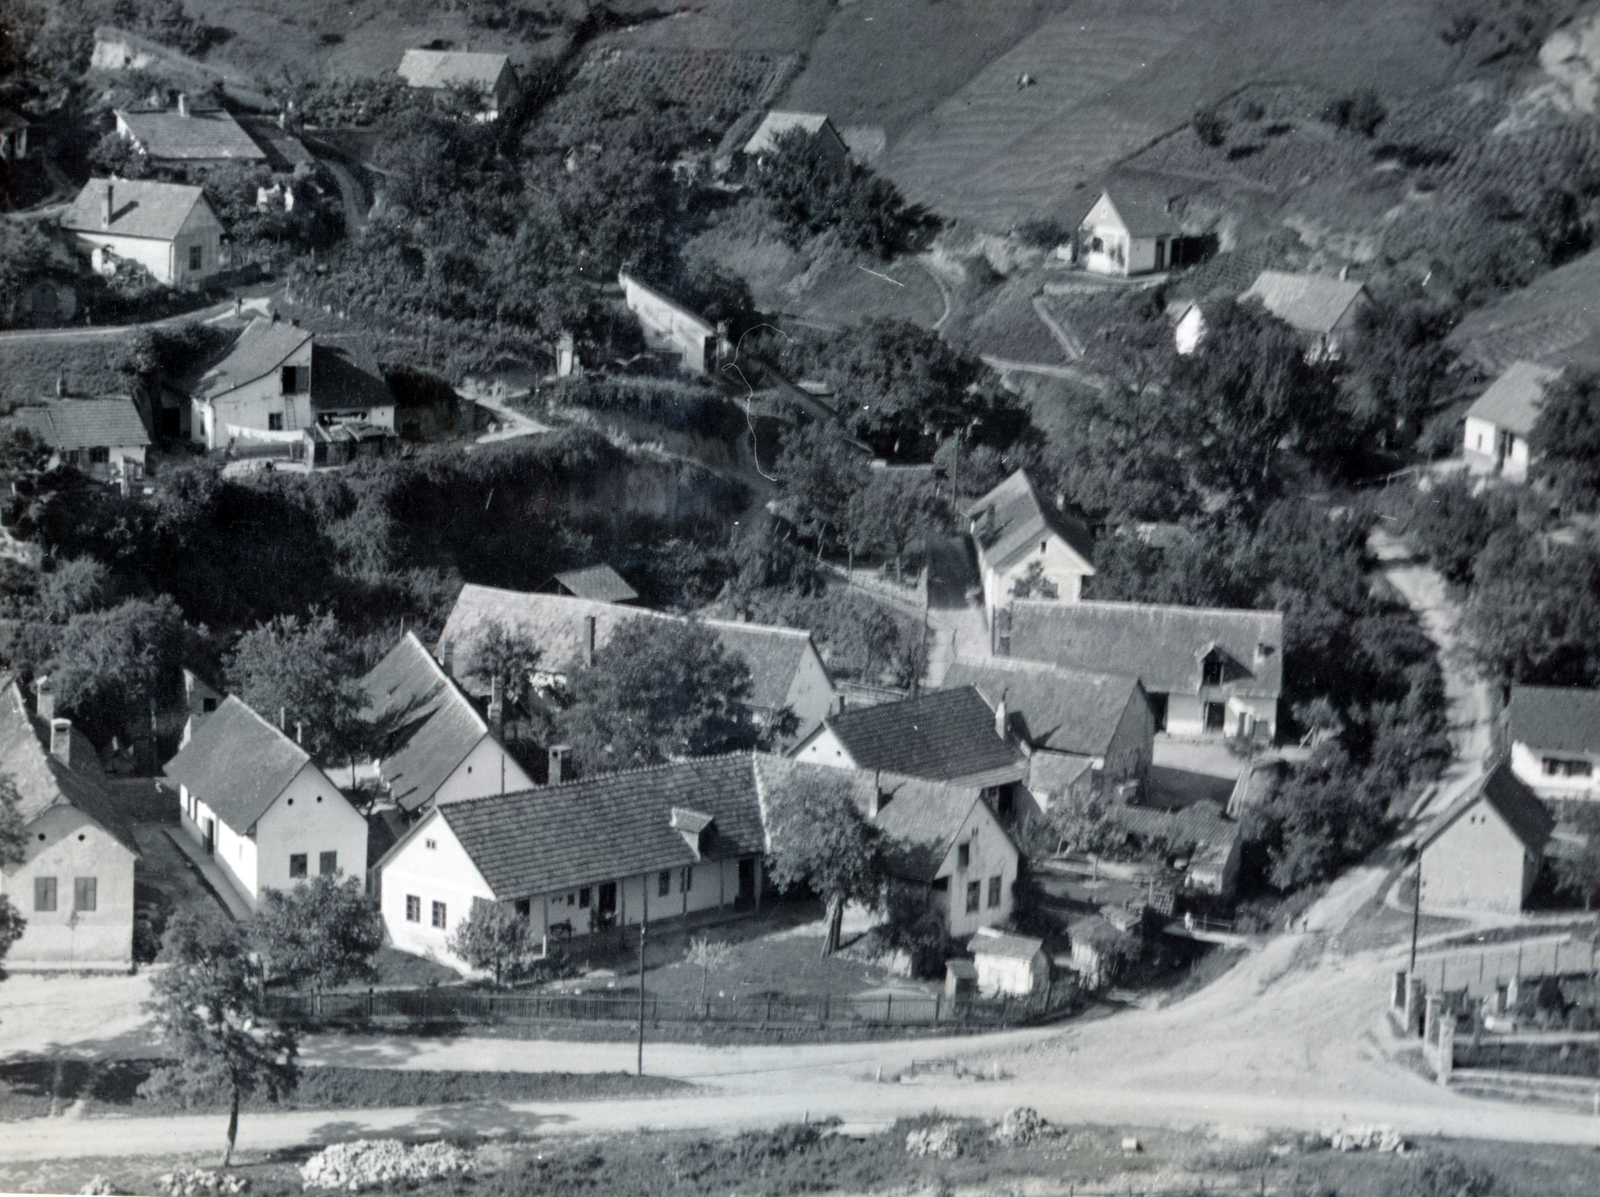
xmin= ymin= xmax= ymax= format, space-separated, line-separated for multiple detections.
xmin=1203 ymin=657 xmax=1223 ymax=687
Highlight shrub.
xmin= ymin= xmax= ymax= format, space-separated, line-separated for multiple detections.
xmin=1193 ymin=107 xmax=1228 ymax=147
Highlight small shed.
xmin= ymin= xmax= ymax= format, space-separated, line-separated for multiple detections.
xmin=968 ymin=926 xmax=1049 ymax=997
xmin=943 ymin=957 xmax=978 ymax=1001
xmin=550 ymin=564 xmax=638 ymax=604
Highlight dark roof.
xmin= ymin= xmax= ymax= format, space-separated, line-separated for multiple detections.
xmin=360 ymin=633 xmax=492 ymax=813
xmin=968 ymin=928 xmax=1045 ymax=960
xmin=311 ymin=339 xmax=393 ymax=412
xmin=743 ymin=110 xmax=839 ymax=155
xmin=397 ymin=49 xmax=513 ymax=92
xmin=1420 ymin=763 xmax=1556 ymax=855
xmin=1464 ymin=360 xmax=1559 ymax=437
xmin=433 ymin=754 xmax=767 ymax=899
xmin=198 ymin=318 xmax=308 ymax=399
xmin=115 ymin=107 xmax=266 ymax=162
xmin=1241 ymin=271 xmax=1369 ymax=336
xmin=162 ymin=696 xmax=315 ymax=834
xmin=1506 ymin=685 xmax=1600 ymax=754
xmin=234 ymin=116 xmax=316 ymax=171
xmin=1082 ymin=189 xmax=1183 ymax=237
xmin=940 ymin=656 xmax=1141 ymax=756
xmin=1108 ymin=799 xmax=1239 ymax=851
xmin=553 ymin=565 xmax=638 ymax=603
xmin=61 ymin=178 xmax=214 ymax=242
xmin=1007 ymin=600 xmax=1284 ymax=698
xmin=966 ymin=469 xmax=1095 ymax=575
xmin=801 ymin=687 xmax=1024 ymax=782
xmin=12 ymin=398 xmax=151 ymax=451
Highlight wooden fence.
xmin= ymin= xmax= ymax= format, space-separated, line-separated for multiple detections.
xmin=1413 ymin=935 xmax=1600 ymax=1000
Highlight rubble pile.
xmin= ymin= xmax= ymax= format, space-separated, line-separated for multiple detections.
xmin=990 ymin=1107 xmax=1048 ymax=1146
xmin=157 ymin=1170 xmax=249 ymax=1196
xmin=1325 ymin=1126 xmax=1407 ymax=1154
xmin=299 ymin=1139 xmax=476 ymax=1190
xmin=904 ymin=1124 xmax=964 ymax=1159
xmin=78 ymin=1177 xmax=126 ymax=1195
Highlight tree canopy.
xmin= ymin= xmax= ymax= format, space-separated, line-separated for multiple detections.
xmin=763 ymin=767 xmax=885 ymax=956
xmin=251 ymin=873 xmax=384 ymax=996
xmin=447 ymin=900 xmax=542 ymax=987
xmin=1531 ymin=368 xmax=1600 ymax=503
xmin=0 ymin=776 xmax=26 ymax=988
xmin=226 ymin=612 xmax=368 ymax=758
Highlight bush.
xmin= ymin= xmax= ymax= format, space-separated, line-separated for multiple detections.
xmin=1192 ymin=107 xmax=1228 ymax=147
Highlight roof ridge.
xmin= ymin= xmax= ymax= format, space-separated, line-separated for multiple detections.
xmin=946 ymin=655 xmax=1135 ymax=683
xmin=397 ymin=630 xmax=490 ymax=736
xmin=442 ymin=750 xmax=757 ymax=809
xmin=1015 ymin=597 xmax=1280 ymax=620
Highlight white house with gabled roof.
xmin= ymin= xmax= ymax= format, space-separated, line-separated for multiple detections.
xmin=59 ymin=178 xmax=225 ymax=286
xmin=966 ymin=469 xmax=1095 ymax=629
xmin=1463 ymin=360 xmax=1559 ymax=482
xmin=1072 ymin=189 xmax=1185 ymax=277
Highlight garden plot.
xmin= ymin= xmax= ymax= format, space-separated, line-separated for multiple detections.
xmin=557 ymin=48 xmax=801 ymax=132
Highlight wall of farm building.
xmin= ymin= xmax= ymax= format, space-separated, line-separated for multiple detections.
xmin=1420 ymin=809 xmax=1537 ymax=914
xmin=252 ymin=766 xmax=368 ymax=899
xmin=982 ymin=534 xmax=1089 ymax=626
xmin=428 ymin=735 xmax=535 ymax=806
xmin=1510 ymin=741 xmax=1598 ymax=800
xmin=182 ymin=786 xmax=259 ymax=905
xmin=1162 ymin=692 xmax=1276 ymax=739
xmin=1463 ymin=415 xmax=1530 ymax=481
xmin=378 ymin=812 xmax=494 ymax=973
xmin=197 ymin=340 xmax=313 ymax=448
xmin=931 ymin=802 xmax=1017 ymax=939
xmin=530 ymin=857 xmax=750 ymax=937
xmin=620 ymin=274 xmax=718 ymax=375
xmin=1 ymin=805 xmax=135 ymax=968
xmin=973 ymin=951 xmax=1045 ymax=997
xmin=784 ymin=647 xmax=835 ymax=737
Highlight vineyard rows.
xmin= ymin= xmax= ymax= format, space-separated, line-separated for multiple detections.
xmin=554 ymin=49 xmax=799 ymax=134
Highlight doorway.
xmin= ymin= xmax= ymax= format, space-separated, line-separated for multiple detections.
xmin=203 ymin=818 xmax=215 ymax=855
xmin=1148 ymin=693 xmax=1169 ymax=733
xmin=1204 ymin=702 xmax=1227 ymax=733
xmin=738 ymin=859 xmax=755 ymax=905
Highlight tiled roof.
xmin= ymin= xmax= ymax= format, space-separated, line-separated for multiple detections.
xmin=1006 ymin=600 xmax=1284 ymax=699
xmin=553 ymin=564 xmax=638 ymax=603
xmin=435 ymin=754 xmax=767 ymax=899
xmin=360 ymin=633 xmax=491 ymax=813
xmin=1083 ymin=189 xmax=1183 ymax=237
xmin=968 ymin=927 xmax=1045 ymax=959
xmin=397 ymin=49 xmax=512 ymax=91
xmin=0 ymin=677 xmax=138 ymax=854
xmin=1107 ymin=799 xmax=1239 ymax=851
xmin=115 ymin=108 xmax=266 ymax=162
xmin=310 ymin=339 xmax=393 ymax=412
xmin=162 ymin=696 xmax=314 ymax=834
xmin=1464 ymin=360 xmax=1559 ymax=437
xmin=234 ymin=116 xmax=316 ymax=170
xmin=1506 ymin=685 xmax=1600 ymax=754
xmin=60 ymin=178 xmax=212 ymax=242
xmin=1242 ymin=270 xmax=1368 ymax=336
xmin=940 ymin=656 xmax=1140 ymax=757
xmin=438 ymin=585 xmax=822 ymax=713
xmin=804 ymin=687 xmax=1025 ymax=782
xmin=1420 ymin=763 xmax=1555 ymax=855
xmin=743 ymin=110 xmax=834 ymax=155
xmin=966 ymin=469 xmax=1095 ymax=575
xmin=12 ymin=399 xmax=150 ymax=451
xmin=1027 ymin=750 xmax=1096 ymax=797
xmin=198 ymin=318 xmax=309 ymax=399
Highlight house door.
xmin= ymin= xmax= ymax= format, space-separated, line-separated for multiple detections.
xmin=598 ymin=882 xmax=617 ymax=926
xmin=1237 ymin=710 xmax=1251 ymax=738
xmin=1148 ymin=693 xmax=1169 ymax=733
xmin=1155 ymin=239 xmax=1166 ymax=271
xmin=203 ymin=818 xmax=215 ymax=855
xmin=1204 ymin=702 xmax=1227 ymax=733
xmin=737 ymin=859 xmax=755 ymax=905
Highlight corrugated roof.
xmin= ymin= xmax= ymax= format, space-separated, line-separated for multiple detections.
xmin=397 ymin=49 xmax=512 ymax=91
xmin=1241 ymin=270 xmax=1368 ymax=336
xmin=1081 ymin=189 xmax=1183 ymax=237
xmin=1420 ymin=763 xmax=1555 ymax=855
xmin=116 ymin=108 xmax=266 ymax=162
xmin=966 ymin=469 xmax=1095 ymax=576
xmin=553 ymin=564 xmax=638 ymax=603
xmin=743 ymin=110 xmax=833 ymax=155
xmin=1464 ymin=360 xmax=1560 ymax=437
xmin=1007 ymin=600 xmax=1284 ymax=699
xmin=360 ymin=633 xmax=491 ymax=813
xmin=198 ymin=318 xmax=309 ymax=399
xmin=310 ymin=339 xmax=393 ymax=412
xmin=12 ymin=399 xmax=151 ymax=451
xmin=940 ymin=656 xmax=1140 ymax=757
xmin=60 ymin=178 xmax=212 ymax=242
xmin=969 ymin=927 xmax=1045 ymax=959
xmin=162 ymin=696 xmax=315 ymax=834
xmin=805 ymin=687 xmax=1025 ymax=782
xmin=436 ymin=754 xmax=767 ymax=899
xmin=1506 ymin=685 xmax=1600 ymax=755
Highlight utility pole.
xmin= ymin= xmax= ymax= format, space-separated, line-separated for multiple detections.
xmin=637 ymin=920 xmax=647 ymax=1076
xmin=1408 ymin=850 xmax=1423 ymax=976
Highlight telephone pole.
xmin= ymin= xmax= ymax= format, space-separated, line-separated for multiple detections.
xmin=637 ymin=920 xmax=647 ymax=1076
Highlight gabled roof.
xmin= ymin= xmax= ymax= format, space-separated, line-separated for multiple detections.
xmin=162 ymin=696 xmax=316 ymax=834
xmin=115 ymin=107 xmax=266 ymax=162
xmin=1506 ymin=685 xmax=1600 ymax=755
xmin=1006 ymin=600 xmax=1284 ymax=698
xmin=1241 ymin=270 xmax=1368 ymax=336
xmin=360 ymin=632 xmax=492 ymax=813
xmin=310 ymin=339 xmax=393 ymax=412
xmin=1419 ymin=763 xmax=1555 ymax=855
xmin=397 ymin=49 xmax=512 ymax=92
xmin=438 ymin=585 xmax=824 ymax=713
xmin=968 ymin=926 xmax=1045 ymax=959
xmin=1108 ymin=799 xmax=1239 ymax=851
xmin=12 ymin=399 xmax=151 ymax=451
xmin=0 ymin=677 xmax=138 ymax=854
xmin=198 ymin=318 xmax=309 ymax=399
xmin=61 ymin=178 xmax=214 ymax=242
xmin=1464 ymin=360 xmax=1560 ymax=437
xmin=966 ymin=469 xmax=1095 ymax=576
xmin=798 ymin=686 xmax=1024 ymax=783
xmin=1082 ymin=189 xmax=1183 ymax=237
xmin=431 ymin=754 xmax=767 ymax=899
xmin=940 ymin=656 xmax=1140 ymax=757
xmin=552 ymin=564 xmax=638 ymax=603
xmin=743 ymin=110 xmax=838 ymax=156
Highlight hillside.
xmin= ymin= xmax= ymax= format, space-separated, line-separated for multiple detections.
xmin=1448 ymin=246 xmax=1600 ymax=374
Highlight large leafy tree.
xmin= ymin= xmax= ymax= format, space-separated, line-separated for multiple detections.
xmin=773 ymin=420 xmax=870 ymax=559
xmin=764 ymin=767 xmax=885 ymax=956
xmin=1552 ymin=805 xmax=1600 ymax=911
xmin=0 ymin=777 xmax=27 ymax=992
xmin=140 ymin=912 xmax=298 ymax=1167
xmin=251 ymin=874 xmax=384 ymax=997
xmin=447 ymin=900 xmax=541 ymax=987
xmin=1531 ymin=368 xmax=1600 ymax=503
xmin=847 ymin=470 xmax=943 ymax=583
xmin=226 ymin=612 xmax=368 ymax=757
xmin=460 ymin=618 xmax=542 ymax=708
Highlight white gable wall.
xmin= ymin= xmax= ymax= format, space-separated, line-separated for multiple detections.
xmin=790 ymin=725 xmax=856 ymax=770
xmin=1463 ymin=414 xmax=1530 ymax=481
xmin=0 ymin=805 xmax=136 ymax=968
xmin=1421 ymin=804 xmax=1539 ymax=914
xmin=254 ymin=764 xmax=368 ymax=897
xmin=199 ymin=338 xmax=313 ymax=449
xmin=783 ymin=643 xmax=836 ymax=738
xmin=428 ymin=734 xmax=536 ymax=806
xmin=980 ymin=532 xmax=1091 ymax=628
xmin=932 ymin=801 xmax=1017 ymax=938
xmin=378 ymin=809 xmax=494 ymax=971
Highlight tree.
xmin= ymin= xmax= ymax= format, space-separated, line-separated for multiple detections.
xmin=1531 ymin=368 xmax=1600 ymax=503
xmin=683 ymin=934 xmax=735 ymax=1007
xmin=1010 ymin=560 xmax=1059 ymax=600
xmin=1048 ymin=790 xmax=1121 ymax=857
xmin=848 ymin=470 xmax=942 ymax=583
xmin=0 ymin=425 xmax=51 ymax=474
xmin=0 ymin=776 xmax=27 ymax=990
xmin=773 ymin=420 xmax=870 ymax=560
xmin=226 ymin=612 xmax=368 ymax=757
xmin=1552 ymin=806 xmax=1600 ymax=910
xmin=764 ymin=767 xmax=885 ymax=956
xmin=1192 ymin=106 xmax=1228 ymax=147
xmin=250 ymin=874 xmax=383 ymax=996
xmin=460 ymin=618 xmax=542 ymax=708
xmin=140 ymin=912 xmax=297 ymax=1167
xmin=557 ymin=616 xmax=763 ymax=771
xmin=447 ymin=900 xmax=541 ymax=986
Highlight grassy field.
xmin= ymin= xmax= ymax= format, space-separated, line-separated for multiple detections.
xmin=0 ymin=333 xmax=138 ymax=406
xmin=1448 ymin=245 xmax=1600 ymax=372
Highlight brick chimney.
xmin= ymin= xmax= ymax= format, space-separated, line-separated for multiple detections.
xmin=50 ymin=718 xmax=73 ymax=768
xmin=995 ymin=695 xmax=1008 ymax=741
xmin=488 ymin=673 xmax=504 ymax=735
xmin=34 ymin=675 xmax=55 ymax=724
xmin=177 ymin=93 xmax=189 ymax=118
xmin=585 ymin=615 xmax=597 ymax=667
xmin=440 ymin=639 xmax=454 ymax=677
xmin=102 ymin=183 xmax=112 ymax=229
xmin=548 ymin=744 xmax=571 ymax=784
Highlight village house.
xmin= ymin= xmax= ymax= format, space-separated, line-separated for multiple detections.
xmin=396 ymin=49 xmax=521 ymax=120
xmin=0 ymin=676 xmax=140 ymax=969
xmin=1462 ymin=360 xmax=1558 ymax=482
xmin=438 ymin=585 xmax=836 ymax=740
xmin=375 ymin=753 xmax=768 ymax=973
xmin=178 ymin=667 xmax=223 ymax=749
xmin=967 ymin=926 xmax=1051 ymax=997
xmin=164 ymin=696 xmax=368 ymax=910
xmin=1105 ymin=800 xmax=1243 ymax=897
xmin=1001 ymin=600 xmax=1283 ymax=741
xmin=618 ymin=272 xmax=730 ymax=376
xmin=359 ymin=632 xmax=534 ymax=815
xmin=1069 ymin=189 xmax=1185 ymax=277
xmin=966 ymin=469 xmax=1095 ymax=629
xmin=59 ymin=178 xmax=225 ymax=287
xmin=114 ymin=97 xmax=268 ymax=170
xmin=1502 ymin=685 xmax=1600 ymax=802
xmin=1240 ymin=270 xmax=1370 ymax=361
xmin=741 ymin=110 xmax=851 ymax=174
xmin=939 ymin=656 xmax=1152 ymax=809
xmin=545 ymin=564 xmax=638 ymax=604
xmin=1417 ymin=763 xmax=1554 ymax=915
xmin=12 ymin=395 xmax=150 ymax=485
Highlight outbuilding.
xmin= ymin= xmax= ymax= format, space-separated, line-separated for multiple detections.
xmin=1463 ymin=360 xmax=1558 ymax=483
xmin=1417 ymin=763 xmax=1554 ymax=914
xmin=968 ymin=926 xmax=1050 ymax=996
xmin=59 ymin=178 xmax=225 ymax=287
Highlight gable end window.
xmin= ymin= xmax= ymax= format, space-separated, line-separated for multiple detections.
xmin=319 ymin=851 xmax=338 ymax=876
xmin=965 ymin=880 xmax=981 ymax=913
xmin=34 ymin=876 xmax=57 ymax=911
xmin=289 ymin=853 xmax=307 ymax=878
xmin=431 ymin=901 xmax=447 ymax=929
xmin=987 ymin=875 xmax=1003 ymax=908
xmin=189 ymin=245 xmax=203 ymax=271
xmin=405 ymin=895 xmax=421 ymax=922
xmin=658 ymin=870 xmax=671 ymax=898
xmin=73 ymin=877 xmax=97 ymax=912
xmin=957 ymin=843 xmax=971 ymax=870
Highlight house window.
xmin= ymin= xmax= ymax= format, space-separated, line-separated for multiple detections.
xmin=1544 ymin=757 xmax=1594 ymax=777
xmin=425 ymin=839 xmax=437 ymax=850
xmin=268 ymin=414 xmax=284 ymax=431
xmin=202 ymin=697 xmax=217 ymax=712
xmin=74 ymin=877 xmax=97 ymax=912
xmin=281 ymin=366 xmax=299 ymax=394
xmin=189 ymin=245 xmax=203 ymax=271
xmin=1041 ymin=541 xmax=1048 ymax=555
xmin=89 ymin=447 xmax=110 ymax=464
xmin=1202 ymin=657 xmax=1223 ymax=686
xmin=431 ymin=901 xmax=447 ymax=929
xmin=289 ymin=854 xmax=307 ymax=878
xmin=319 ymin=851 xmax=338 ymax=876
xmin=659 ymin=870 xmax=671 ymax=898
xmin=681 ymin=867 xmax=693 ymax=893
xmin=965 ymin=881 xmax=981 ymax=913
xmin=579 ymin=887 xmax=591 ymax=908
xmin=34 ymin=876 xmax=57 ymax=912
xmin=958 ymin=843 xmax=970 ymax=870
xmin=405 ymin=895 xmax=421 ymax=922
xmin=987 ymin=875 xmax=1002 ymax=908
xmin=1090 ymin=235 xmax=1104 ymax=252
